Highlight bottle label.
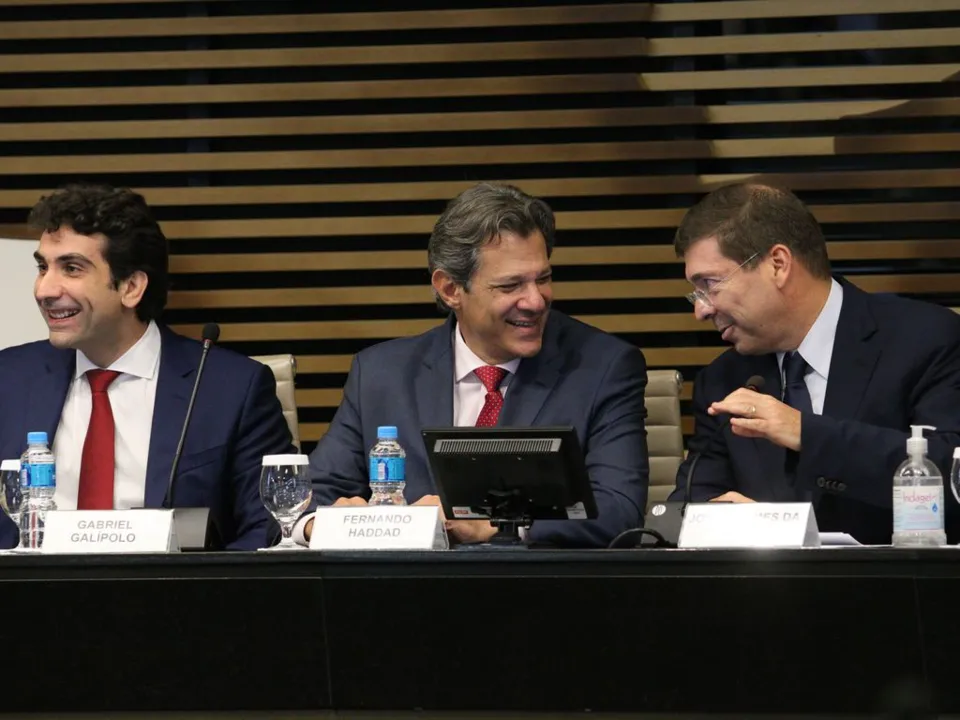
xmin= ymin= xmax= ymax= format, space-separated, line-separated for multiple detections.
xmin=369 ymin=457 xmax=404 ymax=483
xmin=893 ymin=486 xmax=943 ymax=532
xmin=22 ymin=462 xmax=55 ymax=488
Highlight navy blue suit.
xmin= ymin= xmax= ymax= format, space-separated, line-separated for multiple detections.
xmin=0 ymin=325 xmax=294 ymax=550
xmin=308 ymin=311 xmax=650 ymax=548
xmin=671 ymin=280 xmax=960 ymax=545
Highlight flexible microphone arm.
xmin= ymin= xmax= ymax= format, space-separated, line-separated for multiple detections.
xmin=163 ymin=322 xmax=220 ymax=509
xmin=682 ymin=374 xmax=766 ymax=513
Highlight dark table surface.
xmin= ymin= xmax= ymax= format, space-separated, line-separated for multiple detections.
xmin=2 ymin=547 xmax=958 ymax=715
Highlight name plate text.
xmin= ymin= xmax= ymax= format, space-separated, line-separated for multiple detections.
xmin=42 ymin=510 xmax=177 ymax=554
xmin=678 ymin=502 xmax=820 ymax=549
xmin=310 ymin=505 xmax=448 ymax=550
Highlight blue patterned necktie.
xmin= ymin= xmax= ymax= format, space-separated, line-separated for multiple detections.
xmin=782 ymin=351 xmax=813 ymax=415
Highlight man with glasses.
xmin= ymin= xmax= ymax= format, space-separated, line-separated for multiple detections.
xmin=669 ymin=182 xmax=960 ymax=544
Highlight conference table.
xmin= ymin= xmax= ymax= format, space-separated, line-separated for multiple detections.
xmin=2 ymin=547 xmax=959 ymax=719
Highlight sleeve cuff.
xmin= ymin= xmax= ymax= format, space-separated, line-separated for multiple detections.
xmin=292 ymin=512 xmax=315 ymax=547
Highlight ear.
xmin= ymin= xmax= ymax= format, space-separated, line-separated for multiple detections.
xmin=119 ymin=270 xmax=149 ymax=311
xmin=431 ymin=268 xmax=463 ymax=311
xmin=768 ymin=244 xmax=792 ymax=289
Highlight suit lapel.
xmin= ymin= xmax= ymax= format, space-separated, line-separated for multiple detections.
xmin=27 ymin=346 xmax=75 ymax=447
xmin=822 ymin=280 xmax=880 ymax=420
xmin=143 ymin=328 xmax=196 ymax=508
xmin=414 ymin=316 xmax=455 ymax=429
xmin=498 ymin=314 xmax=564 ymax=427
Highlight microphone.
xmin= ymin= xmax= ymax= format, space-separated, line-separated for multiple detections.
xmin=164 ymin=322 xmax=219 ymax=509
xmin=682 ymin=374 xmax=765 ymax=510
xmin=609 ymin=374 xmax=766 ymax=549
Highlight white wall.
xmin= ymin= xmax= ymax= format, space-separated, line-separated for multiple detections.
xmin=0 ymin=237 xmax=48 ymax=350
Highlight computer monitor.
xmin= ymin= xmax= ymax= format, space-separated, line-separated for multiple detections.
xmin=421 ymin=426 xmax=598 ymax=545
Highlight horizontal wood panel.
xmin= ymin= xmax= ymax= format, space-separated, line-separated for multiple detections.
xmin=4 ymin=18 xmax=952 ymax=57
xmin=0 ymin=6 xmax=653 ymax=38
xmin=0 ymin=75 xmax=640 ymax=107
xmin=9 ymin=135 xmax=959 ymax=176
xmin=299 ymin=416 xmax=695 ymax=443
xmin=8 ymin=167 xmax=960 ymax=208
xmin=167 ymin=240 xmax=960 ymax=274
xmin=167 ymin=274 xmax=960 ymax=309
xmin=5 ymin=99 xmax=960 ymax=142
xmin=170 ymin=313 xmax=708 ymax=342
xmin=650 ymin=28 xmax=960 ymax=56
xmin=651 ymin=0 xmax=960 ymax=22
xmin=1 ymin=0 xmax=954 ymax=14
xmin=0 ymin=39 xmax=644 ymax=74
xmin=295 ymin=380 xmax=695 ymax=410
xmin=162 ymin=203 xmax=960 ymax=239
xmin=640 ymin=64 xmax=960 ymax=91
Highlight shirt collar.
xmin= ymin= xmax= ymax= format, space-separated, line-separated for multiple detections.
xmin=777 ymin=278 xmax=843 ymax=379
xmin=453 ymin=322 xmax=521 ymax=383
xmin=75 ymin=320 xmax=162 ymax=381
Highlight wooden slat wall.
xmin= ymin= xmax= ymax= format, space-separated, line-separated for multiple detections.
xmin=1 ymin=0 xmax=958 ymax=453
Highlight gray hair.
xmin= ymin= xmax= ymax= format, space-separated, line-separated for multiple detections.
xmin=428 ymin=182 xmax=556 ymax=312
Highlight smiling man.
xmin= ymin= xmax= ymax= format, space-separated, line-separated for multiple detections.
xmin=0 ymin=184 xmax=294 ymax=550
xmin=670 ymin=182 xmax=960 ymax=544
xmin=304 ymin=182 xmax=649 ymax=548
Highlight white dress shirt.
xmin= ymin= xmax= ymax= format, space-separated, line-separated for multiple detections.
xmin=776 ymin=279 xmax=843 ymax=415
xmin=453 ymin=323 xmax=521 ymax=426
xmin=52 ymin=321 xmax=161 ymax=510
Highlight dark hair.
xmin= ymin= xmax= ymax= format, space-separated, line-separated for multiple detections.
xmin=674 ymin=183 xmax=831 ymax=280
xmin=428 ymin=182 xmax=556 ymax=312
xmin=28 ymin=184 xmax=169 ymax=321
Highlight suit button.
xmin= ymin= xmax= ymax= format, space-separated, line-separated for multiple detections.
xmin=817 ymin=477 xmax=826 ymax=488
xmin=838 ymin=482 xmax=846 ymax=492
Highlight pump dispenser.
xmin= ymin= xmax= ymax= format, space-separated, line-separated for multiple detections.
xmin=892 ymin=425 xmax=946 ymax=547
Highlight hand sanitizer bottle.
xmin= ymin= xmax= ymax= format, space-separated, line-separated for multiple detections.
xmin=892 ymin=425 xmax=946 ymax=547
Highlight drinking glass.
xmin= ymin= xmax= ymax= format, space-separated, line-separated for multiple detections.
xmin=0 ymin=459 xmax=23 ymax=536
xmin=259 ymin=454 xmax=312 ymax=551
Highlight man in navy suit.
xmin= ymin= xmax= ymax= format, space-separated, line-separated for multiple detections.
xmin=669 ymin=183 xmax=960 ymax=544
xmin=0 ymin=185 xmax=294 ymax=550
xmin=302 ymin=183 xmax=649 ymax=548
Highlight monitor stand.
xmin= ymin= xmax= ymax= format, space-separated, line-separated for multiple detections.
xmin=454 ymin=520 xmax=529 ymax=550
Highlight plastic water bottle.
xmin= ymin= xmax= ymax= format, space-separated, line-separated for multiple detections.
xmin=368 ymin=426 xmax=406 ymax=506
xmin=892 ymin=425 xmax=946 ymax=547
xmin=19 ymin=431 xmax=57 ymax=550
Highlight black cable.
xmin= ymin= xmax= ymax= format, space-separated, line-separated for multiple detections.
xmin=607 ymin=527 xmax=673 ymax=549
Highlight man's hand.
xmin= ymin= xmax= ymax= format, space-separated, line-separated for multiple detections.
xmin=304 ymin=496 xmax=368 ymax=541
xmin=708 ymin=388 xmax=802 ymax=451
xmin=413 ymin=494 xmax=498 ymax=544
xmin=710 ymin=491 xmax=756 ymax=503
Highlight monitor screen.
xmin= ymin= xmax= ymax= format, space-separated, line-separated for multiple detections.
xmin=421 ymin=426 xmax=598 ymax=525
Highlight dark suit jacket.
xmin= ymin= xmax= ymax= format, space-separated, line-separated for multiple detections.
xmin=670 ymin=279 xmax=960 ymax=545
xmin=0 ymin=325 xmax=295 ymax=550
xmin=308 ymin=311 xmax=650 ymax=548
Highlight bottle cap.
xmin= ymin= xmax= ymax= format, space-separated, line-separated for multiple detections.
xmin=377 ymin=426 xmax=398 ymax=439
xmin=27 ymin=431 xmax=48 ymax=445
xmin=262 ymin=454 xmax=309 ymax=466
xmin=953 ymin=447 xmax=960 ymax=461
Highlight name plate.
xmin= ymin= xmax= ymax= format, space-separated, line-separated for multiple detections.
xmin=310 ymin=505 xmax=448 ymax=551
xmin=42 ymin=510 xmax=177 ymax=554
xmin=678 ymin=502 xmax=820 ymax=549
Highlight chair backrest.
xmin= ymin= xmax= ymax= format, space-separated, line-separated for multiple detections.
xmin=251 ymin=354 xmax=300 ymax=451
xmin=644 ymin=369 xmax=684 ymax=511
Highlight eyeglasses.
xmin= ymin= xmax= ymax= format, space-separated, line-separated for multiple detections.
xmin=684 ymin=252 xmax=760 ymax=307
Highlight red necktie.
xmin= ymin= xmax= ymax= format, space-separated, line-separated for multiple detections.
xmin=474 ymin=366 xmax=508 ymax=427
xmin=78 ymin=369 xmax=121 ymax=510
